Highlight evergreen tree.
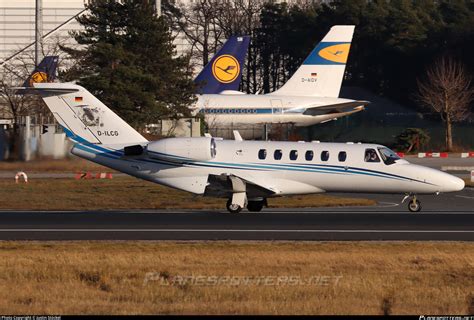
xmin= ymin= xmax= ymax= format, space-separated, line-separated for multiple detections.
xmin=62 ymin=0 xmax=196 ymax=129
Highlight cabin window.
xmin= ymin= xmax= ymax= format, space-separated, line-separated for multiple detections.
xmin=258 ymin=149 xmax=267 ymax=160
xmin=364 ymin=148 xmax=380 ymax=162
xmin=274 ymin=149 xmax=283 ymax=160
xmin=305 ymin=150 xmax=314 ymax=161
xmin=321 ymin=151 xmax=329 ymax=161
xmin=338 ymin=151 xmax=347 ymax=162
xmin=289 ymin=150 xmax=298 ymax=161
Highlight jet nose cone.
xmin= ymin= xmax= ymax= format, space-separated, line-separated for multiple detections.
xmin=451 ymin=176 xmax=465 ymax=192
xmin=441 ymin=174 xmax=465 ymax=192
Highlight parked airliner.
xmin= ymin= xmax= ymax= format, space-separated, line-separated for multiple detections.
xmin=194 ymin=25 xmax=368 ymax=128
xmin=32 ymin=83 xmax=464 ymax=213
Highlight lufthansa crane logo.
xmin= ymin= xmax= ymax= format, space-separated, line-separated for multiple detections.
xmin=29 ymin=71 xmax=48 ymax=86
xmin=212 ymin=55 xmax=240 ymax=83
xmin=318 ymin=43 xmax=351 ymax=64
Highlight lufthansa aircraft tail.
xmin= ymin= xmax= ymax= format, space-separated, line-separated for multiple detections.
xmin=33 ymin=83 xmax=147 ymax=145
xmin=270 ymin=25 xmax=355 ymax=98
xmin=195 ymin=35 xmax=250 ymax=94
xmin=22 ymin=56 xmax=59 ymax=87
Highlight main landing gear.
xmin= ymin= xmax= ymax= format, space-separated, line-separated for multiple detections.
xmin=226 ymin=199 xmax=266 ymax=213
xmin=247 ymin=200 xmax=265 ymax=212
xmin=226 ymin=199 xmax=243 ymax=213
xmin=402 ymin=195 xmax=422 ymax=212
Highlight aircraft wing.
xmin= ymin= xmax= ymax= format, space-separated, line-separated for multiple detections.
xmin=205 ymin=173 xmax=277 ymax=198
xmin=302 ymin=100 xmax=369 ymax=116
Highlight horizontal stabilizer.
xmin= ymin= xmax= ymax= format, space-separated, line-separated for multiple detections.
xmin=16 ymin=86 xmax=79 ymax=94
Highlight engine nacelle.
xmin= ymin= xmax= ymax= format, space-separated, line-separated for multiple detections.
xmin=146 ymin=137 xmax=216 ymax=162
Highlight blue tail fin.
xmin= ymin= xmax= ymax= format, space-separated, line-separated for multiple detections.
xmin=195 ymin=36 xmax=250 ymax=94
xmin=22 ymin=56 xmax=59 ymax=87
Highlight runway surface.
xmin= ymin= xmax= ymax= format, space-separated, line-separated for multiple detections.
xmin=0 ymin=189 xmax=473 ymax=241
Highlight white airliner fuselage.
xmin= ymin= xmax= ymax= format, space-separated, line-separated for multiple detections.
xmin=193 ymin=25 xmax=367 ymax=130
xmin=195 ymin=93 xmax=365 ymax=127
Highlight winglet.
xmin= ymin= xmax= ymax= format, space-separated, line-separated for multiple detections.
xmin=233 ymin=130 xmax=243 ymax=141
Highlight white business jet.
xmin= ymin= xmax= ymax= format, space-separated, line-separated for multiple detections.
xmin=33 ymin=83 xmax=464 ymax=213
xmin=195 ymin=25 xmax=368 ymax=128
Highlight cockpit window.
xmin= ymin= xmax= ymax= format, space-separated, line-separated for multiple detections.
xmin=378 ymin=147 xmax=401 ymax=165
xmin=364 ymin=149 xmax=380 ymax=163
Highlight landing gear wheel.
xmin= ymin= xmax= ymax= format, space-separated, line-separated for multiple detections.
xmin=226 ymin=199 xmax=242 ymax=213
xmin=408 ymin=198 xmax=422 ymax=212
xmin=247 ymin=201 xmax=264 ymax=212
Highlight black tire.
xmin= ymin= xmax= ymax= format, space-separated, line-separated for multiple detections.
xmin=226 ymin=199 xmax=242 ymax=213
xmin=247 ymin=200 xmax=264 ymax=212
xmin=408 ymin=199 xmax=422 ymax=212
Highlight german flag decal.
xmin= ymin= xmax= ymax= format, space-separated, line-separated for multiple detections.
xmin=75 ymin=97 xmax=83 ymax=102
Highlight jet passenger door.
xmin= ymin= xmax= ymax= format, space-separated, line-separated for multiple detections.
xmin=271 ymin=99 xmax=283 ymax=121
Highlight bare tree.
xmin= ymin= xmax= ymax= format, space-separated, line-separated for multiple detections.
xmin=165 ymin=0 xmax=266 ymax=93
xmin=0 ymin=36 xmax=67 ymax=159
xmin=417 ymin=56 xmax=474 ymax=151
xmin=220 ymin=0 xmax=266 ymax=94
xmin=0 ymin=71 xmax=40 ymax=159
xmin=166 ymin=0 xmax=224 ymax=68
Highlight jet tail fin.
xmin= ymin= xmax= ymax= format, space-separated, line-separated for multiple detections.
xmin=270 ymin=25 xmax=355 ymax=98
xmin=33 ymin=83 xmax=147 ymax=145
xmin=195 ymin=35 xmax=250 ymax=94
xmin=22 ymin=56 xmax=59 ymax=87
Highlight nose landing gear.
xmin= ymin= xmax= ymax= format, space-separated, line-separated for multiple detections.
xmin=402 ymin=194 xmax=422 ymax=212
xmin=408 ymin=197 xmax=422 ymax=212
